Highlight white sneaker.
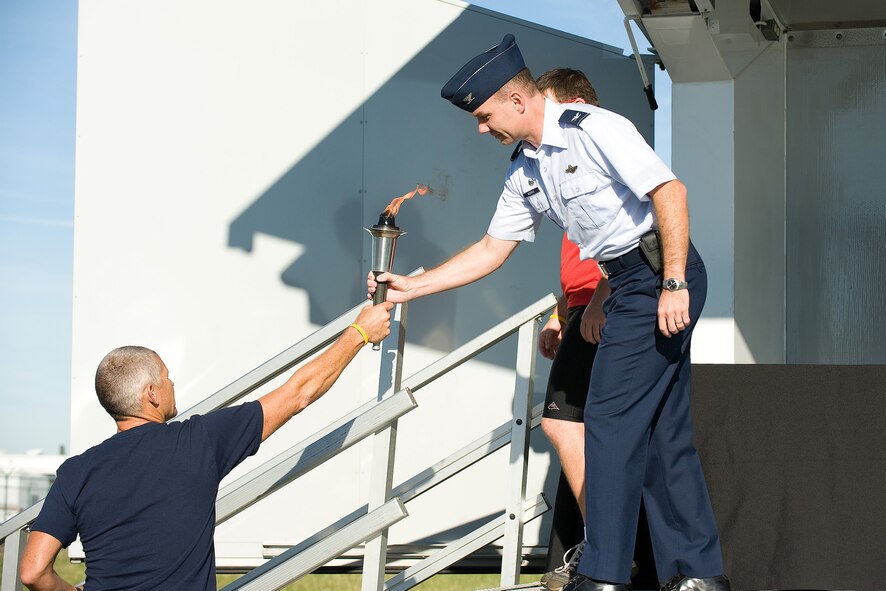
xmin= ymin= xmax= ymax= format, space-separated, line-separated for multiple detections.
xmin=540 ymin=541 xmax=586 ymax=590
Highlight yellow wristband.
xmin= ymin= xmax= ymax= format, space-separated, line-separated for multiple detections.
xmin=349 ymin=323 xmax=369 ymax=346
xmin=550 ymin=314 xmax=566 ymax=323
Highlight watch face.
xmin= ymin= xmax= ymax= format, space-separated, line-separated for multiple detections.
xmin=664 ymin=278 xmax=686 ymax=291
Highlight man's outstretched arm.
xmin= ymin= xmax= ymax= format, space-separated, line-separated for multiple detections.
xmin=258 ymin=301 xmax=394 ymax=441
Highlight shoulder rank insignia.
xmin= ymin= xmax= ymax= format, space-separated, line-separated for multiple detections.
xmin=510 ymin=140 xmax=524 ymax=161
xmin=559 ymin=109 xmax=590 ymax=127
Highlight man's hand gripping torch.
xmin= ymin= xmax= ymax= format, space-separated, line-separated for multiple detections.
xmin=365 ymin=212 xmax=405 ymax=350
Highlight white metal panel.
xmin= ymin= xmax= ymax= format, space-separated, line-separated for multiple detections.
xmin=785 ymin=31 xmax=886 ymax=363
xmin=733 ymin=41 xmax=786 ymax=363
xmin=768 ymin=0 xmax=886 ymax=28
xmin=642 ymin=15 xmax=733 ymax=82
xmin=670 ymin=45 xmax=789 ymax=364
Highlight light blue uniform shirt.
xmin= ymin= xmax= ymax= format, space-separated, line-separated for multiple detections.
xmin=487 ymin=100 xmax=676 ymax=261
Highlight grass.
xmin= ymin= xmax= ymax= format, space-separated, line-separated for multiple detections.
xmin=2 ymin=547 xmax=506 ymax=590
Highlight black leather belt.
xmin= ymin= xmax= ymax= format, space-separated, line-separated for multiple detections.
xmin=597 ymin=246 xmax=646 ymax=278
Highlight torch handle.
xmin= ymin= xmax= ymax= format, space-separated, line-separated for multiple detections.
xmin=373 ymin=281 xmax=389 ymax=306
xmin=371 ymin=272 xmax=388 ymax=350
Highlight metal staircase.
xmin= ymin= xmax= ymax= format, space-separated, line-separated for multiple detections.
xmin=0 ymin=288 xmax=557 ymax=591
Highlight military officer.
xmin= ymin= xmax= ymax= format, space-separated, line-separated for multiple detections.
xmin=367 ymin=33 xmax=729 ymax=591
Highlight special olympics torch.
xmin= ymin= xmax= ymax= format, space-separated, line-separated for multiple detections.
xmin=365 ymin=184 xmax=429 ymax=350
xmin=366 ymin=211 xmax=406 ymax=308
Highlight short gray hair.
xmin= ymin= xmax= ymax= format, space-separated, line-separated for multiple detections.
xmin=95 ymin=346 xmax=163 ymax=419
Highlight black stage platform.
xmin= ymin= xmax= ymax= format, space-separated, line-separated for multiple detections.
xmin=543 ymin=364 xmax=885 ymax=591
xmin=690 ymin=364 xmax=885 ymax=591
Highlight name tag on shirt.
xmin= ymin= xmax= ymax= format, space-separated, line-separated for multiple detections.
xmin=523 ymin=187 xmax=540 ymax=198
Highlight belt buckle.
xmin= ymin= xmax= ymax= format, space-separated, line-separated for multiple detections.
xmin=597 ymin=261 xmax=610 ymax=278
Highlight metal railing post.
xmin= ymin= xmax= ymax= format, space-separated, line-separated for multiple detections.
xmin=362 ymin=303 xmax=408 ymax=591
xmin=1 ymin=528 xmax=27 ymax=591
xmin=500 ymin=320 xmax=539 ymax=586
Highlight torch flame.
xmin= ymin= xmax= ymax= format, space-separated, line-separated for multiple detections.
xmin=383 ymin=184 xmax=431 ymax=217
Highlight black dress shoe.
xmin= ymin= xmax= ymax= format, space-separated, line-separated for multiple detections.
xmin=562 ymin=573 xmax=632 ymax=591
xmin=660 ymin=574 xmax=730 ymax=591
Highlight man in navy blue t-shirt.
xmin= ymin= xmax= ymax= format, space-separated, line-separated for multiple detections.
xmin=19 ymin=302 xmax=392 ymax=591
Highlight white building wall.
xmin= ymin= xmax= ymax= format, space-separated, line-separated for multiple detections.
xmin=733 ymin=41 xmax=786 ymax=363
xmin=672 ymin=81 xmax=739 ymax=363
xmin=72 ymin=0 xmax=656 ymax=564
xmin=667 ymin=22 xmax=789 ymax=365
xmin=783 ymin=30 xmax=886 ymax=363
xmin=672 ymin=40 xmax=789 ymax=365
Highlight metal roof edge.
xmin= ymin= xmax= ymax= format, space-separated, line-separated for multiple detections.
xmin=434 ymin=0 xmax=649 ymax=60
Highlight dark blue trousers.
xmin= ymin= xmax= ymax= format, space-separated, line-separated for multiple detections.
xmin=576 ymin=244 xmax=724 ymax=583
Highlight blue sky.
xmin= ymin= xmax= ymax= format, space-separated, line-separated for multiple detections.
xmin=0 ymin=0 xmax=77 ymax=454
xmin=0 ymin=0 xmax=669 ymax=454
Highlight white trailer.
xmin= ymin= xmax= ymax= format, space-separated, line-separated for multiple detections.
xmin=0 ymin=453 xmax=64 ymax=523
xmin=67 ymin=0 xmax=659 ymax=574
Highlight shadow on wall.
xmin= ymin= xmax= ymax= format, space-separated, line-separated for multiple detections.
xmin=227 ymin=11 xmax=653 ymax=365
xmin=227 ymin=14 xmax=497 ymax=352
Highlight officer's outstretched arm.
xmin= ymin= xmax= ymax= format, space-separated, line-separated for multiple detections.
xmin=368 ymin=234 xmax=519 ymax=303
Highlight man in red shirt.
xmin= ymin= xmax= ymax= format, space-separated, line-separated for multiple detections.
xmin=534 ymin=69 xmax=611 ymax=590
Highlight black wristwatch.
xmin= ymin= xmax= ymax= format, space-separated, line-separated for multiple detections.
xmin=663 ymin=278 xmax=688 ymax=292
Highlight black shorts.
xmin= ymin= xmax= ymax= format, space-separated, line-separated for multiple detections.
xmin=542 ymin=305 xmax=598 ymax=423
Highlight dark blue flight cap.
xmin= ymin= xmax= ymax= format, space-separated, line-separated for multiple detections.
xmin=441 ymin=33 xmax=526 ymax=112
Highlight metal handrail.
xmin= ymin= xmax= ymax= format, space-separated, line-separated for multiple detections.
xmin=385 ymin=494 xmax=550 ymax=591
xmin=215 ymin=388 xmax=417 ymax=524
xmin=0 ymin=300 xmax=369 ymax=543
xmin=214 ymin=294 xmax=555 ymax=529
xmin=224 ymin=498 xmax=410 ymax=591
xmin=260 ymin=401 xmax=545 ymax=558
xmin=2 ymin=288 xmax=558 ymax=591
xmin=0 ymin=271 xmax=428 ymax=541
xmin=176 ymin=266 xmax=428 ymax=420
xmin=174 ymin=301 xmax=369 ymax=421
xmin=222 ymin=294 xmax=556 ymax=590
xmin=0 ymin=501 xmax=42 ymax=542
xmin=400 ymin=294 xmax=556 ymax=394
